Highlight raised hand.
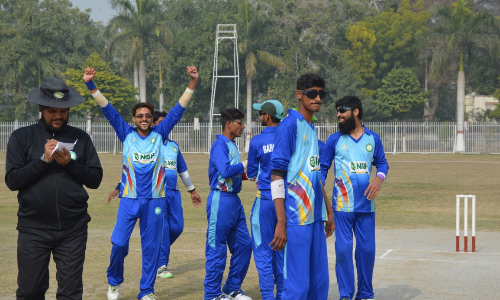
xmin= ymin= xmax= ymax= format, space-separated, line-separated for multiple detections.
xmin=187 ymin=66 xmax=198 ymax=81
xmin=83 ymin=67 xmax=96 ymax=82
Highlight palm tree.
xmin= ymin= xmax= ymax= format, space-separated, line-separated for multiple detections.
xmin=238 ymin=0 xmax=290 ymax=150
xmin=425 ymin=0 xmax=500 ymax=151
xmin=18 ymin=36 xmax=58 ymax=85
xmin=104 ymin=0 xmax=172 ymax=103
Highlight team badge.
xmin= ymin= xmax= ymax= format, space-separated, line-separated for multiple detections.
xmin=366 ymin=143 xmax=373 ymax=152
xmin=151 ymin=137 xmax=156 ymax=144
xmin=155 ymin=207 xmax=161 ymax=215
xmin=70 ymin=151 xmax=77 ymax=160
xmin=173 ymin=146 xmax=178 ymax=153
xmin=54 ymin=92 xmax=64 ymax=99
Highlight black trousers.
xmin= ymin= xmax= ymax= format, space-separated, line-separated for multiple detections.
xmin=16 ymin=216 xmax=89 ymax=300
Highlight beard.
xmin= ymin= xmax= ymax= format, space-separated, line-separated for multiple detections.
xmin=338 ymin=114 xmax=356 ymax=134
xmin=43 ymin=118 xmax=68 ymax=133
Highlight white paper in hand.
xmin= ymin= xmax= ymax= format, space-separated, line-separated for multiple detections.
xmin=50 ymin=139 xmax=78 ymax=156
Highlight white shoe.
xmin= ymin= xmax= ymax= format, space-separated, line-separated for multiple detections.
xmin=224 ymin=290 xmax=252 ymax=300
xmin=140 ymin=293 xmax=156 ymax=300
xmin=107 ymin=285 xmax=120 ymax=300
xmin=157 ymin=265 xmax=174 ymax=278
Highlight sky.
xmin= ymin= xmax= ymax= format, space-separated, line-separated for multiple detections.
xmin=70 ymin=0 xmax=115 ymax=24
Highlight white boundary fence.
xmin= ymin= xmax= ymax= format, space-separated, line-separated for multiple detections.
xmin=1 ymin=121 xmax=500 ymax=154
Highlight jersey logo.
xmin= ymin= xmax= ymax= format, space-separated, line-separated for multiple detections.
xmin=366 ymin=143 xmax=373 ymax=152
xmin=308 ymin=155 xmax=320 ymax=172
xmin=133 ymin=151 xmax=155 ymax=163
xmin=155 ymin=207 xmax=161 ymax=215
xmin=165 ymin=159 xmax=177 ymax=169
xmin=262 ymin=143 xmax=274 ymax=153
xmin=151 ymin=137 xmax=156 ymax=144
xmin=173 ymin=146 xmax=178 ymax=153
xmin=349 ymin=161 xmax=369 ymax=174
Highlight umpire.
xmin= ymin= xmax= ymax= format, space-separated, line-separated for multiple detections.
xmin=5 ymin=77 xmax=103 ymax=300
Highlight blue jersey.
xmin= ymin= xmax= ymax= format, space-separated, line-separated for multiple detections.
xmin=163 ymin=139 xmax=188 ymax=190
xmin=208 ymin=135 xmax=245 ymax=193
xmin=318 ymin=139 xmax=325 ymax=153
xmin=247 ymin=126 xmax=278 ymax=195
xmin=320 ymin=126 xmax=389 ymax=212
xmin=102 ymin=102 xmax=185 ymax=198
xmin=271 ymin=109 xmax=327 ymax=225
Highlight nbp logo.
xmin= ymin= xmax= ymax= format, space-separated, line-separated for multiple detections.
xmin=133 ymin=152 xmax=155 ymax=163
xmin=349 ymin=161 xmax=368 ymax=174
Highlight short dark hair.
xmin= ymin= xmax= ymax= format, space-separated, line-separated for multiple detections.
xmin=269 ymin=115 xmax=281 ymax=124
xmin=335 ymin=96 xmax=363 ymax=120
xmin=132 ymin=103 xmax=154 ymax=117
xmin=296 ymin=73 xmax=326 ymax=90
xmin=221 ymin=108 xmax=244 ymax=130
xmin=153 ymin=111 xmax=167 ymax=123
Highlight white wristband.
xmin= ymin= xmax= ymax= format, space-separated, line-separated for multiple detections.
xmin=185 ymin=88 xmax=194 ymax=94
xmin=271 ymin=179 xmax=285 ymax=200
xmin=179 ymin=171 xmax=194 ymax=190
xmin=91 ymin=90 xmax=109 ymax=107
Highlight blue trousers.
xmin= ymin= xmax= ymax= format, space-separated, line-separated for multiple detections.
xmin=158 ymin=189 xmax=184 ymax=268
xmin=204 ymin=191 xmax=252 ymax=300
xmin=250 ymin=192 xmax=284 ymax=300
xmin=107 ymin=197 xmax=165 ymax=299
xmin=281 ymin=221 xmax=329 ymax=300
xmin=334 ymin=211 xmax=376 ymax=300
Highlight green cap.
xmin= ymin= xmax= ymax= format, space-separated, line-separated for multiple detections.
xmin=253 ymin=100 xmax=285 ymax=119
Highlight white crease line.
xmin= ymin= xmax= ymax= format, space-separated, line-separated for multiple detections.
xmin=381 ymin=257 xmax=493 ymax=264
xmin=380 ymin=249 xmax=392 ymax=259
xmin=380 ymin=248 xmax=500 ymax=255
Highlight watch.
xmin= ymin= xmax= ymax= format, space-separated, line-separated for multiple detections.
xmin=188 ymin=188 xmax=196 ymax=193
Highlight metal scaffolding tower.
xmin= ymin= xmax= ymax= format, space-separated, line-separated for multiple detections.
xmin=208 ymin=24 xmax=240 ymax=152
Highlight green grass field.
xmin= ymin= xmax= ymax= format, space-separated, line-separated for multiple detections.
xmin=1 ymin=152 xmax=499 ymax=299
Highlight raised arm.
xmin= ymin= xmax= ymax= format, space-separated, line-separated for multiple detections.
xmin=83 ymin=67 xmax=131 ymax=141
xmin=155 ymin=66 xmax=199 ymax=140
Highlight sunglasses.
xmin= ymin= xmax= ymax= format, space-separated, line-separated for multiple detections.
xmin=135 ymin=113 xmax=153 ymax=119
xmin=336 ymin=106 xmax=352 ymax=113
xmin=233 ymin=120 xmax=243 ymax=125
xmin=299 ymin=89 xmax=327 ymax=100
xmin=259 ymin=111 xmax=267 ymax=116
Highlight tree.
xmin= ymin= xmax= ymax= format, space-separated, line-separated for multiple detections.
xmin=104 ymin=0 xmax=172 ymax=103
xmin=322 ymin=56 xmax=369 ymax=121
xmin=64 ymin=53 xmax=136 ymax=120
xmin=345 ymin=0 xmax=430 ymax=98
xmin=237 ymin=0 xmax=290 ymax=150
xmin=0 ymin=0 xmax=100 ymax=120
xmin=425 ymin=0 xmax=500 ymax=151
xmin=372 ymin=68 xmax=429 ymax=120
xmin=344 ymin=21 xmax=377 ymax=90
